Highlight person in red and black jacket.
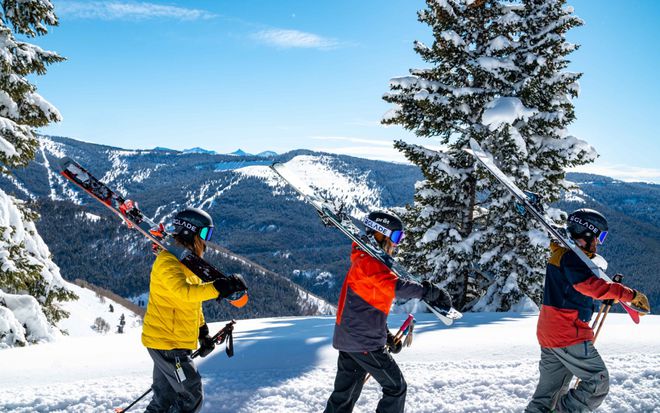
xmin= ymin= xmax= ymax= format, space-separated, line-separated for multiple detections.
xmin=525 ymin=209 xmax=650 ymax=413
xmin=324 ymin=211 xmax=451 ymax=413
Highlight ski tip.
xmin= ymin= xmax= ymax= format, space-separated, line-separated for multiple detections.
xmin=58 ymin=156 xmax=75 ymax=170
xmin=228 ymin=292 xmax=249 ymax=308
xmin=439 ymin=317 xmax=454 ymax=326
xmin=270 ymin=162 xmax=285 ymax=172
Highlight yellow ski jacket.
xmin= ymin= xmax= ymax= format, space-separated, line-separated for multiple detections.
xmin=141 ymin=250 xmax=219 ymax=350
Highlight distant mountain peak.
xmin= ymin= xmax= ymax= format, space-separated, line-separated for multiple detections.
xmin=153 ymin=146 xmax=177 ymax=152
xmin=183 ymin=147 xmax=217 ymax=155
xmin=229 ymin=149 xmax=252 ymax=157
xmin=257 ymin=150 xmax=278 ymax=158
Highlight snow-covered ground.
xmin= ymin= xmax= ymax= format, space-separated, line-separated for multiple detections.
xmin=1 ymin=312 xmax=658 ymax=413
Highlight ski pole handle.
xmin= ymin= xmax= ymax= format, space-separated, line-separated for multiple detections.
xmin=397 ymin=314 xmax=414 ymax=335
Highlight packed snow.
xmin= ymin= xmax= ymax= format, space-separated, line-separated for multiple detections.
xmin=0 ymin=313 xmax=658 ymax=412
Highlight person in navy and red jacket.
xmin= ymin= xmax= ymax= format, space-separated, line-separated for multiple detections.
xmin=525 ymin=208 xmax=650 ymax=413
xmin=324 ymin=210 xmax=452 ymax=413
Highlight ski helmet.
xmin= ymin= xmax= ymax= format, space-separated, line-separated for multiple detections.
xmin=171 ymin=207 xmax=214 ymax=242
xmin=567 ymin=208 xmax=608 ymax=244
xmin=364 ymin=210 xmax=405 ymax=244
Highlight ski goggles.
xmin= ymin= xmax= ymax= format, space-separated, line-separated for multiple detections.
xmin=199 ymin=226 xmax=214 ymax=241
xmin=596 ymin=230 xmax=608 ymax=245
xmin=364 ymin=217 xmax=405 ymax=245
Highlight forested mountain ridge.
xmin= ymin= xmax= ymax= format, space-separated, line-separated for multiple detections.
xmin=1 ymin=136 xmax=657 ymax=317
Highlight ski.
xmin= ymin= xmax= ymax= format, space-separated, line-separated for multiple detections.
xmin=464 ymin=138 xmax=647 ymax=323
xmin=270 ymin=162 xmax=462 ymax=326
xmin=59 ymin=157 xmax=248 ymax=308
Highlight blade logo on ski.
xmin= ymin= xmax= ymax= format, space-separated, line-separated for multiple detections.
xmin=464 ymin=138 xmax=647 ymax=322
xmin=270 ymin=162 xmax=462 ymax=325
xmin=59 ymin=156 xmax=248 ymax=308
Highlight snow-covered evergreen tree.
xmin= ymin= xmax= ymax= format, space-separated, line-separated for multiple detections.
xmin=0 ymin=0 xmax=74 ymax=348
xmin=384 ymin=0 xmax=595 ymax=311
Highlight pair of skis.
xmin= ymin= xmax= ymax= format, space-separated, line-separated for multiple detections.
xmin=59 ymin=157 xmax=248 ymax=308
xmin=270 ymin=163 xmax=463 ymax=326
xmin=464 ymin=138 xmax=648 ymax=322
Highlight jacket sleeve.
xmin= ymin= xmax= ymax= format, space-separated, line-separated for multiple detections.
xmin=395 ymin=278 xmax=425 ymax=300
xmin=155 ymin=252 xmax=220 ymax=303
xmin=563 ymin=251 xmax=635 ymax=302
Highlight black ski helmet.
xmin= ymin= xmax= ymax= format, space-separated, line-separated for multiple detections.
xmin=567 ymin=208 xmax=608 ymax=244
xmin=364 ymin=210 xmax=405 ymax=244
xmin=171 ymin=207 xmax=214 ymax=243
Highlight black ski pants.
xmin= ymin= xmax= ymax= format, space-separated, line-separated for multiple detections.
xmin=145 ymin=348 xmax=204 ymax=413
xmin=324 ymin=348 xmax=407 ymax=413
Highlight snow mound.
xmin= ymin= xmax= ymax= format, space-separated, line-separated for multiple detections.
xmin=0 ymin=291 xmax=54 ymax=348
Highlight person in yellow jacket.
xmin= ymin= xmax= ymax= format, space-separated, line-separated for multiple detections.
xmin=142 ymin=207 xmax=245 ymax=413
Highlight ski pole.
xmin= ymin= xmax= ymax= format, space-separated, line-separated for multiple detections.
xmin=114 ymin=320 xmax=236 ymax=413
xmin=364 ymin=315 xmax=415 ymax=384
xmin=572 ymin=274 xmax=623 ymax=389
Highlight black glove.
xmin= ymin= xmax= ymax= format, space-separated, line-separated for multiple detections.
xmin=198 ymin=324 xmax=215 ymax=358
xmin=386 ymin=331 xmax=403 ymax=354
xmin=422 ymin=281 xmax=452 ymax=309
xmin=213 ymin=275 xmax=247 ymax=299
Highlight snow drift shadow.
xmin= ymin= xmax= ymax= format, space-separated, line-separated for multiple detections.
xmin=196 ymin=316 xmax=335 ymax=412
xmin=194 ymin=313 xmax=538 ymax=412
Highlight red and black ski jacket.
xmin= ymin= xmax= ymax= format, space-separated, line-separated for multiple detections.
xmin=332 ymin=243 xmax=425 ymax=352
xmin=536 ymin=242 xmax=635 ymax=348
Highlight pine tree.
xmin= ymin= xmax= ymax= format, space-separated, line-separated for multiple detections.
xmin=471 ymin=0 xmax=596 ymax=311
xmin=0 ymin=0 xmax=74 ymax=347
xmin=384 ymin=0 xmax=594 ymax=311
xmin=383 ymin=0 xmax=523 ymax=308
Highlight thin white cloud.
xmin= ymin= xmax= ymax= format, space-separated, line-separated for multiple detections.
xmin=56 ymin=1 xmax=216 ymax=21
xmin=312 ymin=137 xmax=444 ymax=163
xmin=252 ymin=29 xmax=339 ymax=49
xmin=313 ymin=145 xmax=409 ymax=163
xmin=311 ymin=136 xmax=395 ymax=147
xmin=569 ymin=163 xmax=660 ymax=184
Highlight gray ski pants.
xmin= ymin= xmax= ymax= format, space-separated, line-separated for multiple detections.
xmin=145 ymin=348 xmax=204 ymax=413
xmin=525 ymin=341 xmax=609 ymax=413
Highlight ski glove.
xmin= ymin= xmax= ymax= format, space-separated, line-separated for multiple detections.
xmin=213 ymin=275 xmax=247 ymax=299
xmin=422 ymin=281 xmax=452 ymax=309
xmin=386 ymin=331 xmax=403 ymax=354
xmin=631 ymin=290 xmax=650 ymax=314
xmin=198 ymin=324 xmax=215 ymax=358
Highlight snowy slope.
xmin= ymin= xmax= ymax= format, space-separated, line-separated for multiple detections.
xmin=238 ymin=154 xmax=383 ymax=217
xmin=1 ymin=313 xmax=658 ymax=413
xmin=56 ymin=282 xmax=142 ymax=337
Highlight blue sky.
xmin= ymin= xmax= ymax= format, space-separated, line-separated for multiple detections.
xmin=35 ymin=0 xmax=659 ymax=181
